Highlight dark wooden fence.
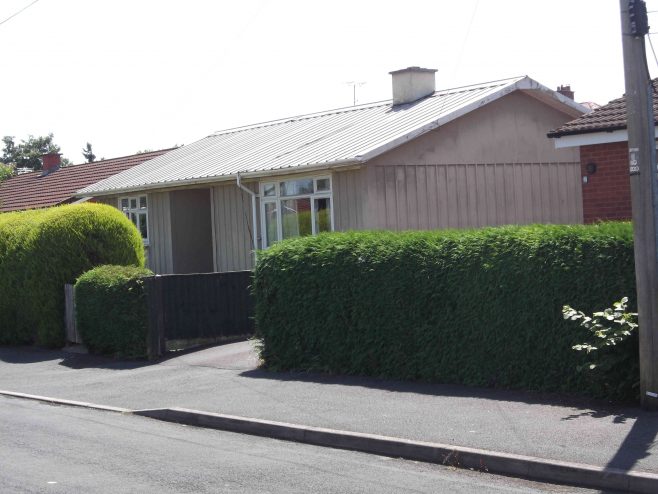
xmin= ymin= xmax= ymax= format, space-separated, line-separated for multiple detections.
xmin=145 ymin=270 xmax=254 ymax=358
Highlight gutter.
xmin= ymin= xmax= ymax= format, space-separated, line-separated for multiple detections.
xmin=76 ymin=159 xmax=363 ymax=198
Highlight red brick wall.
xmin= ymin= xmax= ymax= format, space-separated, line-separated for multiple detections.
xmin=580 ymin=142 xmax=632 ymax=223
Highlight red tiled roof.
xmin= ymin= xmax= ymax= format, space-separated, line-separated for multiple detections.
xmin=548 ymin=82 xmax=658 ymax=138
xmin=0 ymin=148 xmax=175 ymax=212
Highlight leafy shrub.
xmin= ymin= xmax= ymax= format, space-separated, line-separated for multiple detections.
xmin=0 ymin=203 xmax=145 ymax=347
xmin=563 ymin=298 xmax=639 ymax=401
xmin=254 ymin=223 xmax=636 ymax=400
xmin=75 ymin=265 xmax=153 ymax=358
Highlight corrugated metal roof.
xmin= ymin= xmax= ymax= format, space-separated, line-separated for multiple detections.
xmin=80 ymin=76 xmax=587 ymax=196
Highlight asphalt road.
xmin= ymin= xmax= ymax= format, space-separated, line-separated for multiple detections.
xmin=0 ymin=343 xmax=655 ymax=475
xmin=0 ymin=396 xmax=602 ymax=494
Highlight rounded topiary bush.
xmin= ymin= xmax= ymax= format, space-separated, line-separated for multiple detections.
xmin=75 ymin=265 xmax=153 ymax=358
xmin=0 ymin=203 xmax=145 ymax=347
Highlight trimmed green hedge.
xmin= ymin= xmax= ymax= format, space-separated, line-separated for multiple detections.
xmin=254 ymin=223 xmax=637 ymax=400
xmin=0 ymin=204 xmax=145 ymax=347
xmin=75 ymin=265 xmax=153 ymax=358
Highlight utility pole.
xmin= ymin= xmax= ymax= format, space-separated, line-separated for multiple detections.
xmin=620 ymin=0 xmax=658 ymax=411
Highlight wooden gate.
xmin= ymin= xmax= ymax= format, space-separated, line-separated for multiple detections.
xmin=145 ymin=270 xmax=254 ymax=358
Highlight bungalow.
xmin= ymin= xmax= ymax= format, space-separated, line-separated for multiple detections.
xmin=77 ymin=68 xmax=589 ymax=274
xmin=0 ymin=148 xmax=174 ymax=213
xmin=546 ymin=86 xmax=658 ymax=223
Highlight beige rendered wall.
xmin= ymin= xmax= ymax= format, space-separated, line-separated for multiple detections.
xmin=363 ymin=91 xmax=583 ymax=229
xmin=211 ymin=182 xmax=256 ymax=272
xmin=370 ymin=91 xmax=580 ymax=166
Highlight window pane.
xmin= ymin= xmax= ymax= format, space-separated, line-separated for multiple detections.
xmin=139 ymin=196 xmax=147 ymax=209
xmin=130 ymin=212 xmax=137 ymax=226
xmin=264 ymin=202 xmax=278 ymax=246
xmin=316 ymin=178 xmax=330 ymax=192
xmin=315 ymin=197 xmax=332 ymax=233
xmin=130 ymin=198 xmax=137 ymax=209
xmin=120 ymin=198 xmax=129 ymax=210
xmin=280 ymin=179 xmax=313 ymax=197
xmin=282 ymin=198 xmax=312 ymax=239
xmin=263 ymin=184 xmax=276 ymax=197
xmin=138 ymin=213 xmax=148 ymax=239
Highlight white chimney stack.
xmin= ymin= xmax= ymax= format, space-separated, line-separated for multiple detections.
xmin=389 ymin=67 xmax=437 ymax=106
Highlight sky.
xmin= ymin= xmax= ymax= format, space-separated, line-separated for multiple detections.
xmin=0 ymin=0 xmax=652 ymax=164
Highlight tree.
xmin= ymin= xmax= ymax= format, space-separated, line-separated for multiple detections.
xmin=0 ymin=162 xmax=14 ymax=183
xmin=82 ymin=142 xmax=96 ymax=163
xmin=2 ymin=134 xmax=71 ymax=170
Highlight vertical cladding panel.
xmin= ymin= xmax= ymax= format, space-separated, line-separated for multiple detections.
xmin=405 ymin=167 xmax=418 ymax=230
xmin=212 ymin=184 xmax=254 ymax=273
xmin=521 ymin=165 xmax=534 ymax=224
xmin=486 ymin=165 xmax=498 ymax=226
xmin=437 ymin=165 xmax=449 ymax=228
xmin=495 ymin=164 xmax=508 ymax=226
xmin=333 ymin=169 xmax=365 ymax=231
xmin=548 ymin=163 xmax=562 ymax=223
xmin=556 ymin=163 xmax=569 ymax=223
xmin=395 ymin=166 xmax=408 ymax=229
xmin=415 ymin=166 xmax=429 ymax=230
xmin=366 ymin=162 xmax=582 ymax=230
xmin=465 ymin=165 xmax=478 ymax=227
xmin=372 ymin=166 xmax=387 ymax=229
xmin=384 ymin=167 xmax=398 ymax=229
xmin=147 ymin=192 xmax=173 ymax=274
xmin=538 ymin=163 xmax=551 ymax=222
xmin=446 ymin=165 xmax=458 ymax=228
xmin=426 ymin=166 xmax=439 ymax=229
xmin=475 ymin=164 xmax=487 ymax=227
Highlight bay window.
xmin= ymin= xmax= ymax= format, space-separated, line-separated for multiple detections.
xmin=260 ymin=177 xmax=332 ymax=248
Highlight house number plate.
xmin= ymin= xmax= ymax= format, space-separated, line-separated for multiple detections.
xmin=629 ymin=147 xmax=640 ymax=175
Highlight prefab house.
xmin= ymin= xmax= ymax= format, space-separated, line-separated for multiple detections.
xmin=77 ymin=68 xmax=589 ymax=274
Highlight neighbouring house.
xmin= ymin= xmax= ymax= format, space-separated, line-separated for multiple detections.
xmin=0 ymin=148 xmax=175 ymax=213
xmin=77 ymin=68 xmax=590 ymax=274
xmin=547 ymin=86 xmax=658 ymax=223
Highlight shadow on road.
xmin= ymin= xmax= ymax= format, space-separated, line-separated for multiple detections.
xmin=0 ymin=346 xmax=67 ymax=365
xmin=239 ymin=367 xmax=641 ymax=417
xmin=0 ymin=345 xmax=151 ymax=370
xmin=605 ymin=412 xmax=658 ymax=472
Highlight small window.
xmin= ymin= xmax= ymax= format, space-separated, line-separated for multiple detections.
xmin=280 ymin=178 xmax=313 ymax=196
xmin=263 ymin=183 xmax=276 ymax=197
xmin=315 ymin=178 xmax=330 ymax=192
xmin=119 ymin=195 xmax=149 ymax=243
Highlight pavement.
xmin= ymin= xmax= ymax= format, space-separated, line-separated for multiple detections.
xmin=1 ymin=341 xmax=657 ymax=491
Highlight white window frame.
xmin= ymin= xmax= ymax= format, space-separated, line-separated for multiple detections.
xmin=260 ymin=176 xmax=334 ymax=249
xmin=118 ymin=195 xmax=149 ymax=245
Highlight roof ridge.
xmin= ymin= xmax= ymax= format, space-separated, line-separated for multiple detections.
xmin=210 ymin=76 xmax=527 ymax=138
xmin=67 ymin=147 xmax=178 ymax=167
